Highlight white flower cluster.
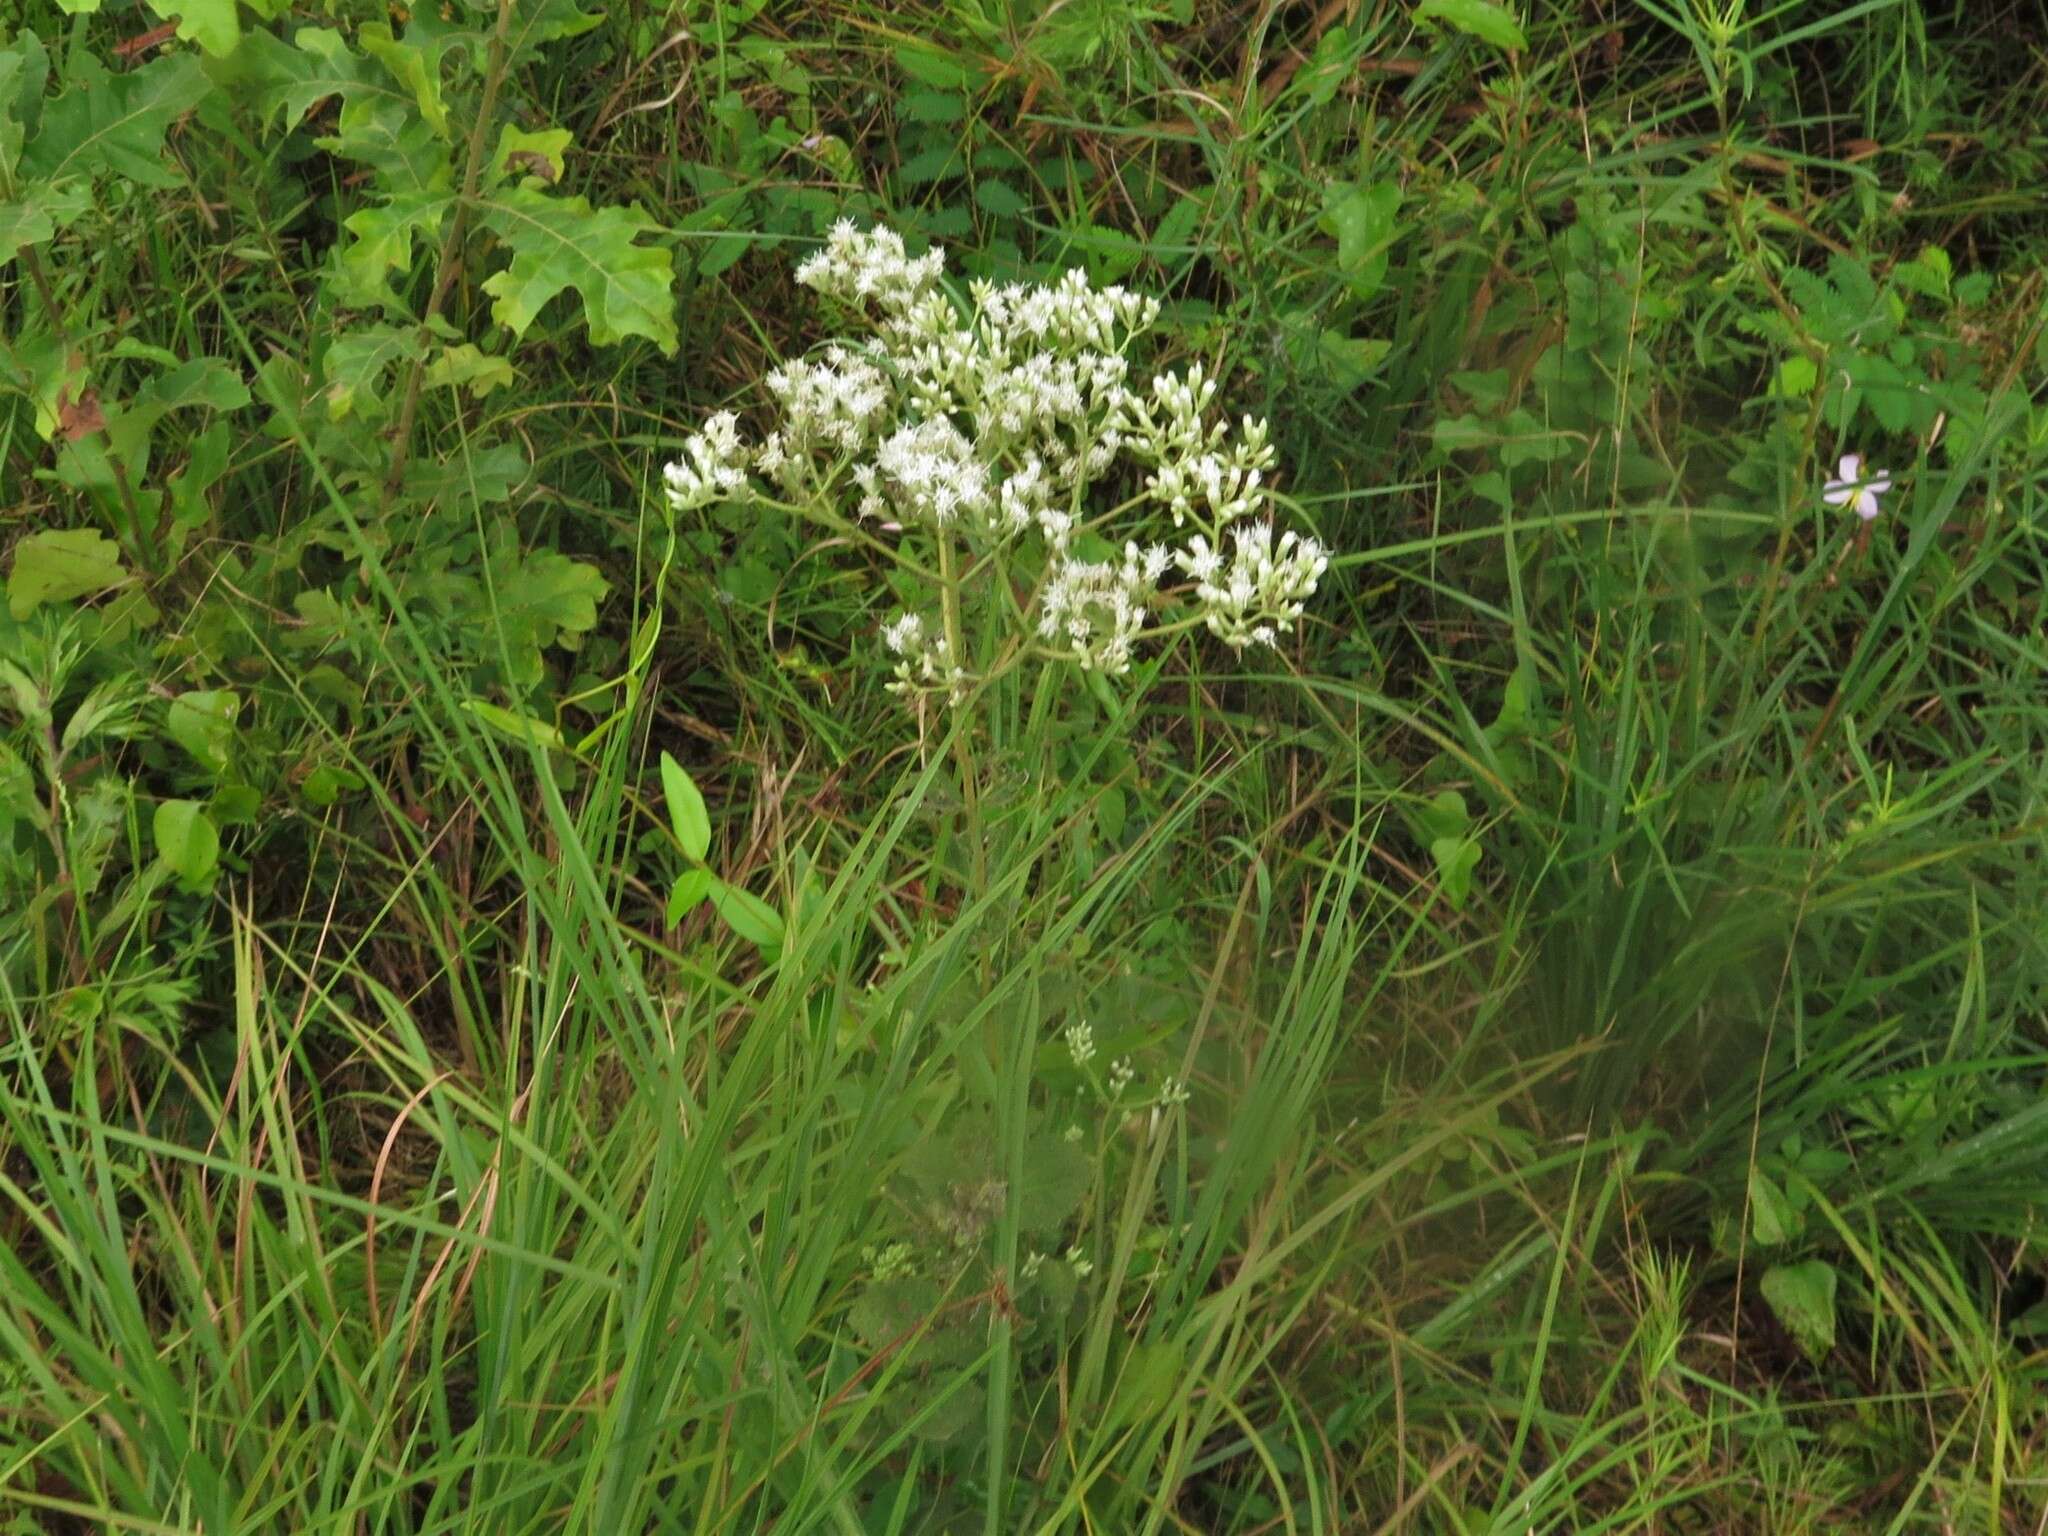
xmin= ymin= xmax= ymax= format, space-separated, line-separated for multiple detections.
xmin=879 ymin=611 xmax=964 ymax=702
xmin=661 ymin=221 xmax=1336 ymax=703
xmin=1178 ymin=524 xmax=1330 ymax=651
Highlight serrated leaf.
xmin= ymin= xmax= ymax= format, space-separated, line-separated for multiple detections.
xmin=406 ymin=441 xmax=530 ymax=507
xmin=322 ymin=323 xmax=422 ymax=420
xmin=479 ymin=188 xmax=677 ymax=354
xmin=0 ymin=31 xmax=53 ymax=161
xmin=243 ymin=27 xmax=408 ymax=131
xmin=422 ymin=342 xmax=514 ymax=397
xmin=660 ymin=751 xmax=710 ymax=862
xmin=153 ymin=798 xmax=220 ymax=889
xmin=322 ymin=96 xmax=453 ymax=194
xmin=1415 ymin=0 xmax=1527 ymax=51
xmin=0 ymin=181 xmax=92 ymax=264
xmin=709 ymin=877 xmax=783 ymax=950
xmin=1760 ymin=1261 xmax=1837 ymax=1363
xmin=492 ymin=124 xmax=571 ymax=183
xmin=501 ymin=0 xmax=601 ymax=66
xmin=973 ymin=176 xmax=1026 ymax=217
xmin=336 ymin=191 xmax=452 ymax=301
xmin=166 ymin=689 xmax=240 ymax=774
xmin=7 ymin=528 xmax=128 ymax=618
xmin=358 ymin=22 xmax=451 ymax=137
xmin=892 ymin=42 xmax=982 ymax=89
xmin=21 ymin=53 xmax=208 ymax=187
xmin=467 ymin=542 xmax=605 ymax=686
xmin=143 ymin=0 xmax=241 ymax=58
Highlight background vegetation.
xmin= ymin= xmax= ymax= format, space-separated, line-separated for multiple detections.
xmin=4 ymin=0 xmax=2048 ymax=1529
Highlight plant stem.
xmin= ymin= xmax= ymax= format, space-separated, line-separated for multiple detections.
xmin=378 ymin=0 xmax=518 ymax=514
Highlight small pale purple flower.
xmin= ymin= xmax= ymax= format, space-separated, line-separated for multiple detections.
xmin=1823 ymin=453 xmax=1892 ymax=522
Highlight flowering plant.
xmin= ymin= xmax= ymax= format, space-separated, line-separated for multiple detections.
xmin=663 ymin=222 xmax=1331 ymax=707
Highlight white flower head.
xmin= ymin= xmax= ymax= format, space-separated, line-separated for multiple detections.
xmin=1823 ymin=453 xmax=1892 ymax=522
xmin=663 ymin=411 xmax=753 ymax=512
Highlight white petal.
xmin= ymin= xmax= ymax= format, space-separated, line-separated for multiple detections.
xmin=1838 ymin=453 xmax=1861 ymax=479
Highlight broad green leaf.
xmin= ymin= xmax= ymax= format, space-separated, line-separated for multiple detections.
xmin=166 ymin=689 xmax=240 ymax=774
xmin=501 ymin=0 xmax=602 ymax=67
xmin=479 ymin=188 xmax=678 ymax=354
xmin=321 ymin=97 xmax=453 ymax=194
xmin=322 ymin=323 xmax=423 ymax=420
xmin=1748 ymin=1168 xmax=1795 ymax=1247
xmin=359 ymin=23 xmax=450 ymax=138
xmin=665 ymin=866 xmax=714 ymax=926
xmin=104 ymin=356 xmax=251 ymax=469
xmin=973 ymin=177 xmax=1026 ymax=217
xmin=1320 ymin=179 xmax=1401 ymax=300
xmin=143 ymin=0 xmax=241 ymax=58
xmin=153 ymin=798 xmax=220 ymax=889
xmin=1430 ymin=835 xmax=1481 ymax=911
xmin=1760 ymin=1261 xmax=1837 ymax=1362
xmin=422 ymin=343 xmax=514 ymax=397
xmin=0 ymin=181 xmax=92 ymax=265
xmin=7 ymin=528 xmax=128 ymax=618
xmin=660 ymin=752 xmax=711 ymax=862
xmin=243 ymin=27 xmax=407 ymax=130
xmin=20 ymin=54 xmax=208 ymax=187
xmin=891 ymin=41 xmax=982 ymax=89
xmin=1417 ymin=789 xmax=1470 ymax=845
xmin=488 ymin=547 xmax=606 ymax=655
xmin=709 ymin=877 xmax=783 ymax=950
xmin=1414 ymin=0 xmax=1527 ymax=51
xmin=492 ymin=124 xmax=571 ymax=183
xmin=336 ymin=191 xmax=453 ymax=301
xmin=0 ymin=31 xmax=52 ymax=167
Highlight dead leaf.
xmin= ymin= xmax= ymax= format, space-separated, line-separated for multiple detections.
xmin=56 ymin=388 xmax=105 ymax=443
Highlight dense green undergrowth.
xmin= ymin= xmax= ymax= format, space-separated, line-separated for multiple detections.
xmin=4 ymin=0 xmax=2048 ymax=1530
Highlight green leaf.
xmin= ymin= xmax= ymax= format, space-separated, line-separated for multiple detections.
xmin=358 ymin=22 xmax=452 ymax=137
xmin=461 ymin=699 xmax=565 ymax=751
xmin=973 ymin=177 xmax=1026 ymax=218
xmin=660 ymin=751 xmax=711 ymax=862
xmin=336 ymin=191 xmax=453 ymax=301
xmin=501 ymin=0 xmax=601 ymax=66
xmin=166 ymin=689 xmax=240 ymax=774
xmin=322 ymin=96 xmax=453 ymax=194
xmin=322 ymin=323 xmax=423 ymax=420
xmin=1748 ymin=1168 xmax=1796 ymax=1247
xmin=422 ymin=342 xmax=514 ymax=397
xmin=492 ymin=124 xmax=571 ymax=183
xmin=1772 ymin=354 xmax=1818 ymax=398
xmin=665 ymin=866 xmax=714 ymax=926
xmin=709 ymin=877 xmax=783 ymax=950
xmin=0 ymin=181 xmax=91 ymax=264
xmin=1431 ymin=835 xmax=1481 ymax=911
xmin=1760 ymin=1261 xmax=1837 ymax=1363
xmin=1319 ymin=180 xmax=1401 ymax=301
xmin=7 ymin=528 xmax=128 ymax=618
xmin=892 ymin=42 xmax=982 ymax=89
xmin=243 ymin=27 xmax=408 ymax=131
xmin=153 ymin=798 xmax=220 ymax=889
xmin=1414 ymin=0 xmax=1528 ymax=51
xmin=143 ymin=0 xmax=241 ymax=58
xmin=487 ymin=547 xmax=608 ymax=676
xmin=20 ymin=54 xmax=209 ymax=187
xmin=479 ymin=188 xmax=678 ymax=354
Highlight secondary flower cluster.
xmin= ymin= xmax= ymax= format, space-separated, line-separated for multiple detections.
xmin=663 ymin=221 xmax=1333 ymax=702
